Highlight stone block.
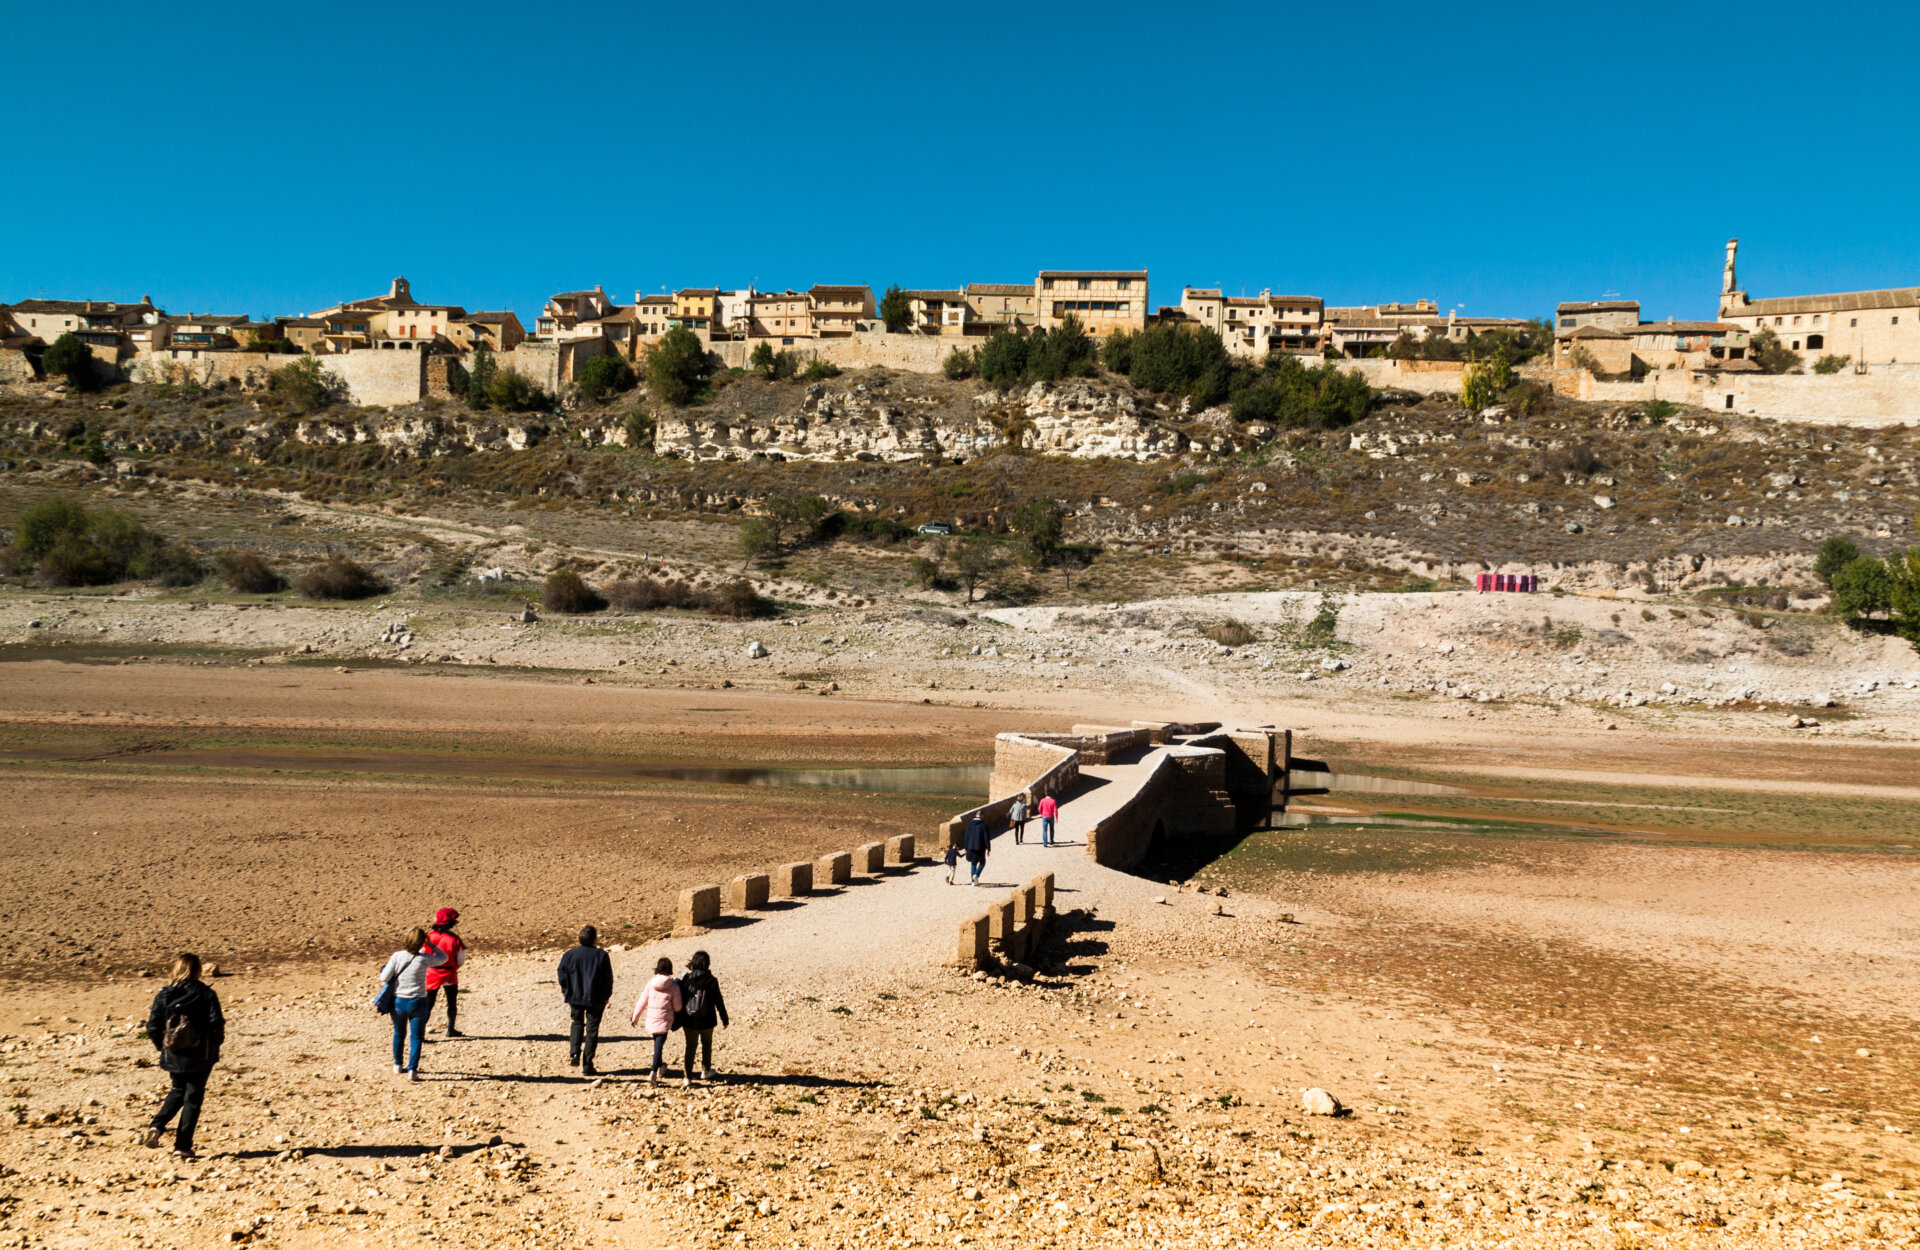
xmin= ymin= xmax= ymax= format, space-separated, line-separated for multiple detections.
xmin=887 ymin=833 xmax=917 ymax=864
xmin=775 ymin=861 xmax=813 ymax=897
xmin=1008 ymin=921 xmax=1030 ymax=962
xmin=677 ymin=885 xmax=721 ymax=930
xmin=856 ymin=841 xmax=886 ymax=874
xmin=727 ymin=873 xmax=770 ymax=911
xmin=987 ymin=898 xmax=1015 ymax=941
xmin=818 ymin=851 xmax=853 ymax=885
xmin=957 ymin=914 xmax=989 ymax=966
xmin=1032 ymin=871 xmax=1055 ymax=909
xmin=1014 ymin=885 xmax=1036 ymax=926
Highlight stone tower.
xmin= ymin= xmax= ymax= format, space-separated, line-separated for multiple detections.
xmin=1719 ymin=239 xmax=1743 ymax=318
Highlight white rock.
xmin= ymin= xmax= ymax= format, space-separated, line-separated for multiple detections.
xmin=1301 ymin=1088 xmax=1343 ymax=1116
xmin=746 ymin=640 xmax=769 ymax=659
xmin=1593 ymin=495 xmax=1616 ymax=509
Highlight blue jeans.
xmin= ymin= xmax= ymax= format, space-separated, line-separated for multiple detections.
xmin=1041 ymin=816 xmax=1055 ymax=845
xmin=391 ymin=996 xmax=430 ymax=1070
xmin=969 ymin=857 xmax=984 ymax=883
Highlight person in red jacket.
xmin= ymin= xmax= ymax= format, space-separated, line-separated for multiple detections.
xmin=1037 ymin=793 xmax=1059 ymax=846
xmin=424 ymin=908 xmax=467 ymax=1038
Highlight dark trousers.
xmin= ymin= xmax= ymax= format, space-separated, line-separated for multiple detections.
xmin=684 ymin=1026 xmax=714 ymax=1074
xmin=650 ymin=1032 xmax=671 ymax=1072
xmin=569 ymin=1005 xmax=604 ymax=1067
xmin=428 ymin=983 xmax=459 ymax=1032
xmin=1014 ymin=819 xmax=1027 ymax=844
xmin=151 ymin=1070 xmax=209 ymax=1151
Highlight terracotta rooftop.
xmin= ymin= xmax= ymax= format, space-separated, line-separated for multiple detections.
xmin=1732 ymin=287 xmax=1920 ymax=317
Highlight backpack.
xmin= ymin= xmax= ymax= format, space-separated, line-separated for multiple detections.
xmin=682 ymin=974 xmax=710 ymax=1023
xmin=163 ymin=1009 xmax=200 ymax=1054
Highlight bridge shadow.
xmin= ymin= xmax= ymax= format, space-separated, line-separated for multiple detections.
xmin=1026 ymin=908 xmax=1114 ymax=978
xmin=224 ymin=1141 xmax=498 ymax=1161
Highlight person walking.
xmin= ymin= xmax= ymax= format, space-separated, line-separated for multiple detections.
xmin=676 ymin=951 xmax=730 ymax=1084
xmin=557 ymin=926 xmax=614 ymax=1076
xmin=378 ymin=928 xmax=448 ymax=1081
xmin=943 ymin=840 xmax=960 ymax=885
xmin=140 ymin=953 xmax=225 ymax=1160
xmin=630 ymin=957 xmax=683 ymax=1086
xmin=963 ymin=812 xmax=991 ymax=886
xmin=1009 ymin=794 xmax=1029 ymax=845
xmin=423 ymin=908 xmax=466 ymax=1038
xmin=1037 ymin=792 xmax=1059 ymax=846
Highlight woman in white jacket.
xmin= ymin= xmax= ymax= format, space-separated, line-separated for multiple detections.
xmin=380 ymin=927 xmax=448 ymax=1080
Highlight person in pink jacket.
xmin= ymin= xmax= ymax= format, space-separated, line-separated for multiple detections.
xmin=630 ymin=956 xmax=684 ymax=1085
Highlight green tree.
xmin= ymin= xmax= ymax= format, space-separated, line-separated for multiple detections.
xmin=738 ymin=519 xmax=777 ymax=566
xmin=951 ymin=534 xmax=1005 ymax=604
xmin=269 ymin=356 xmax=341 ymax=414
xmin=1812 ymin=354 xmax=1852 ymax=375
xmin=802 ymin=357 xmax=841 ymax=380
xmin=1749 ymin=326 xmax=1801 ymax=374
xmin=1833 ymin=556 xmax=1894 ymax=621
xmin=1025 ymin=314 xmax=1096 ymax=382
xmin=941 ymin=347 xmax=977 ymax=380
xmin=1230 ymin=355 xmax=1373 ymax=429
xmin=465 ymin=345 xmax=498 ymax=410
xmin=575 ymin=353 xmax=635 ymax=405
xmin=1100 ymin=330 xmax=1135 ymax=374
xmin=1010 ymin=499 xmax=1063 ymax=568
xmin=879 ymin=285 xmax=913 ymax=334
xmin=42 ymin=333 xmax=104 ymax=392
xmin=975 ymin=331 xmax=1029 ymax=388
xmin=647 ymin=327 xmax=714 ymax=405
xmin=1815 ymin=536 xmax=1862 ymax=586
xmin=749 ymin=341 xmax=777 ymax=377
xmin=484 ymin=368 xmax=549 ymax=412
xmin=1125 ymin=324 xmax=1229 ymax=395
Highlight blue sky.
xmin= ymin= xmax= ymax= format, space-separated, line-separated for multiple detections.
xmin=3 ymin=2 xmax=1915 ymax=325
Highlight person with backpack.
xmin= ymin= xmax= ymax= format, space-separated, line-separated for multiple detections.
xmin=141 ymin=953 xmax=225 ymax=1160
xmin=1009 ymin=794 xmax=1030 ymax=845
xmin=676 ymin=951 xmax=730 ymax=1084
xmin=556 ymin=925 xmax=613 ymax=1077
xmin=963 ymin=812 xmax=991 ymax=886
xmin=1037 ymin=792 xmax=1059 ymax=846
xmin=629 ymin=956 xmax=683 ymax=1086
xmin=378 ymin=927 xmax=448 ymax=1081
xmin=423 ymin=908 xmax=466 ymax=1038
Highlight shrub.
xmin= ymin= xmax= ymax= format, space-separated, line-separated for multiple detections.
xmin=1100 ymin=330 xmax=1135 ymax=374
xmin=575 ymin=353 xmax=635 ymax=405
xmin=622 ymin=408 xmax=654 ymax=449
xmin=1749 ymin=326 xmax=1801 ymax=374
xmin=1010 ymin=498 xmax=1063 ymax=568
xmin=748 ymin=342 xmax=777 ymax=377
xmin=1642 ymin=398 xmax=1678 ymax=422
xmin=708 ymin=579 xmax=773 ymax=619
xmin=976 ymin=331 xmax=1029 ymax=388
xmin=463 ymin=345 xmax=498 ymax=409
xmin=1126 ymin=324 xmax=1228 ymax=394
xmin=42 ymin=333 xmax=105 ymax=392
xmin=1230 ymin=356 xmax=1372 ymax=429
xmin=269 ymin=356 xmax=342 ymax=414
xmin=880 ymin=285 xmax=913 ymax=333
xmin=246 ymin=336 xmax=302 ymax=354
xmin=4 ymin=496 xmax=197 ymax=586
xmin=951 ymin=534 xmax=1006 ymax=603
xmin=605 ymin=576 xmax=703 ymax=611
xmin=738 ymin=518 xmax=777 ymax=564
xmin=1205 ymin=620 xmax=1256 ymax=647
xmin=941 ymin=347 xmax=977 ymax=380
xmin=1832 ymin=556 xmax=1893 ymax=621
xmin=1812 ymin=353 xmax=1852 ymax=375
xmin=1814 ymin=536 xmax=1862 ymax=586
xmin=485 ymin=368 xmax=550 ymax=413
xmin=297 ymin=557 xmax=386 ymax=600
xmin=647 ymin=327 xmax=715 ymax=405
xmin=216 ymin=550 xmax=285 ymax=593
xmin=1025 ymin=315 xmax=1097 ymax=382
xmin=542 ymin=569 xmax=606 ymax=614
xmin=1536 ymin=442 xmax=1602 ymax=477
xmin=802 ymin=357 xmax=841 ymax=381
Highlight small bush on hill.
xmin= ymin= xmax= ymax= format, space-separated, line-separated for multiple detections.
xmin=802 ymin=358 xmax=841 ymax=381
xmin=942 ymin=348 xmax=977 ymax=380
xmin=485 ymin=368 xmax=551 ymax=413
xmin=542 ymin=569 xmax=606 ymax=614
xmin=1749 ymin=326 xmax=1801 ymax=374
xmin=216 ymin=550 xmax=285 ymax=593
xmin=1204 ymin=620 xmax=1256 ymax=647
xmin=3 ymin=496 xmax=200 ymax=587
xmin=1812 ymin=354 xmax=1852 ymax=375
xmin=605 ymin=576 xmax=704 ymax=611
xmin=1814 ymin=536 xmax=1862 ymax=586
xmin=298 ymin=557 xmax=385 ymax=600
xmin=708 ymin=579 xmax=774 ymax=619
xmin=575 ymin=353 xmax=636 ymax=405
xmin=269 ymin=357 xmax=342 ymax=414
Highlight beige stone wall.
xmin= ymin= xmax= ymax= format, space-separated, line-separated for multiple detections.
xmin=1338 ymin=358 xmax=1465 ymax=395
xmin=0 ymin=349 xmax=37 ymax=384
xmin=128 ymin=348 xmax=426 ymax=407
xmin=1705 ymin=369 xmax=1920 ymax=428
xmin=710 ymin=332 xmax=964 ymax=374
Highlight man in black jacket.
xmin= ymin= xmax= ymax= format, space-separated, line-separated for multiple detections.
xmin=142 ymin=953 xmax=225 ymax=1159
xmin=556 ymin=926 xmax=614 ymax=1076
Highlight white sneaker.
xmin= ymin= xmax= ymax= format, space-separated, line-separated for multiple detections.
xmin=702 ymin=1068 xmax=717 ymax=1082
xmin=393 ymin=1064 xmax=404 ymax=1075
xmin=408 ymin=1069 xmax=421 ymax=1082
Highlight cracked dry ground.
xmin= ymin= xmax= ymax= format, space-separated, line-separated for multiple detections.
xmin=6 ymin=696 xmax=1920 ymax=1246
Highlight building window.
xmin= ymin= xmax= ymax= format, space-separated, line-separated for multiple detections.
xmin=1813 ymin=315 xmax=1822 ymax=325
xmin=1895 ymin=316 xmax=1901 ymax=325
xmin=1793 ymin=316 xmax=1801 ymax=326
xmin=1042 ymin=279 xmax=1054 ymax=290
xmin=1807 ymin=334 xmax=1824 ymax=349
xmin=1775 ymin=317 xmax=1783 ymax=326
xmin=1118 ymin=279 xmax=1131 ymax=290
xmin=1851 ymin=317 xmax=1858 ymax=327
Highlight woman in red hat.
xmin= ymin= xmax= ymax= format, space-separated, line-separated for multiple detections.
xmin=424 ymin=908 xmax=467 ymax=1038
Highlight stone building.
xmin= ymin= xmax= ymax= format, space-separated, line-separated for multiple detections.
xmin=446 ymin=311 xmax=525 ymax=354
xmin=535 ymin=286 xmax=618 ymax=340
xmin=1555 ymin=300 xmax=1640 ymax=332
xmin=4 ymin=296 xmax=160 ymax=362
xmin=1322 ymin=299 xmax=1442 ymax=357
xmin=674 ymin=289 xmax=719 ymax=334
xmin=1179 ymin=288 xmax=1324 ymax=357
xmin=964 ymin=283 xmax=1035 ymax=330
xmin=807 ymin=285 xmax=876 ymax=337
xmin=1036 ymin=270 xmax=1147 ymax=338
xmin=901 ymin=289 xmax=970 ymax=335
xmin=1718 ymin=238 xmax=1920 ymax=365
xmin=749 ymin=291 xmax=811 ymax=342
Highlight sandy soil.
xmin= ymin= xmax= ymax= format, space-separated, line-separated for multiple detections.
xmin=4 ymin=632 xmax=1920 ymax=1246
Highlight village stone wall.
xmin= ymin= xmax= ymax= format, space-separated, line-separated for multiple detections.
xmin=712 ymin=332 xmax=964 ymax=375
xmin=0 ymin=349 xmax=35 ymax=385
